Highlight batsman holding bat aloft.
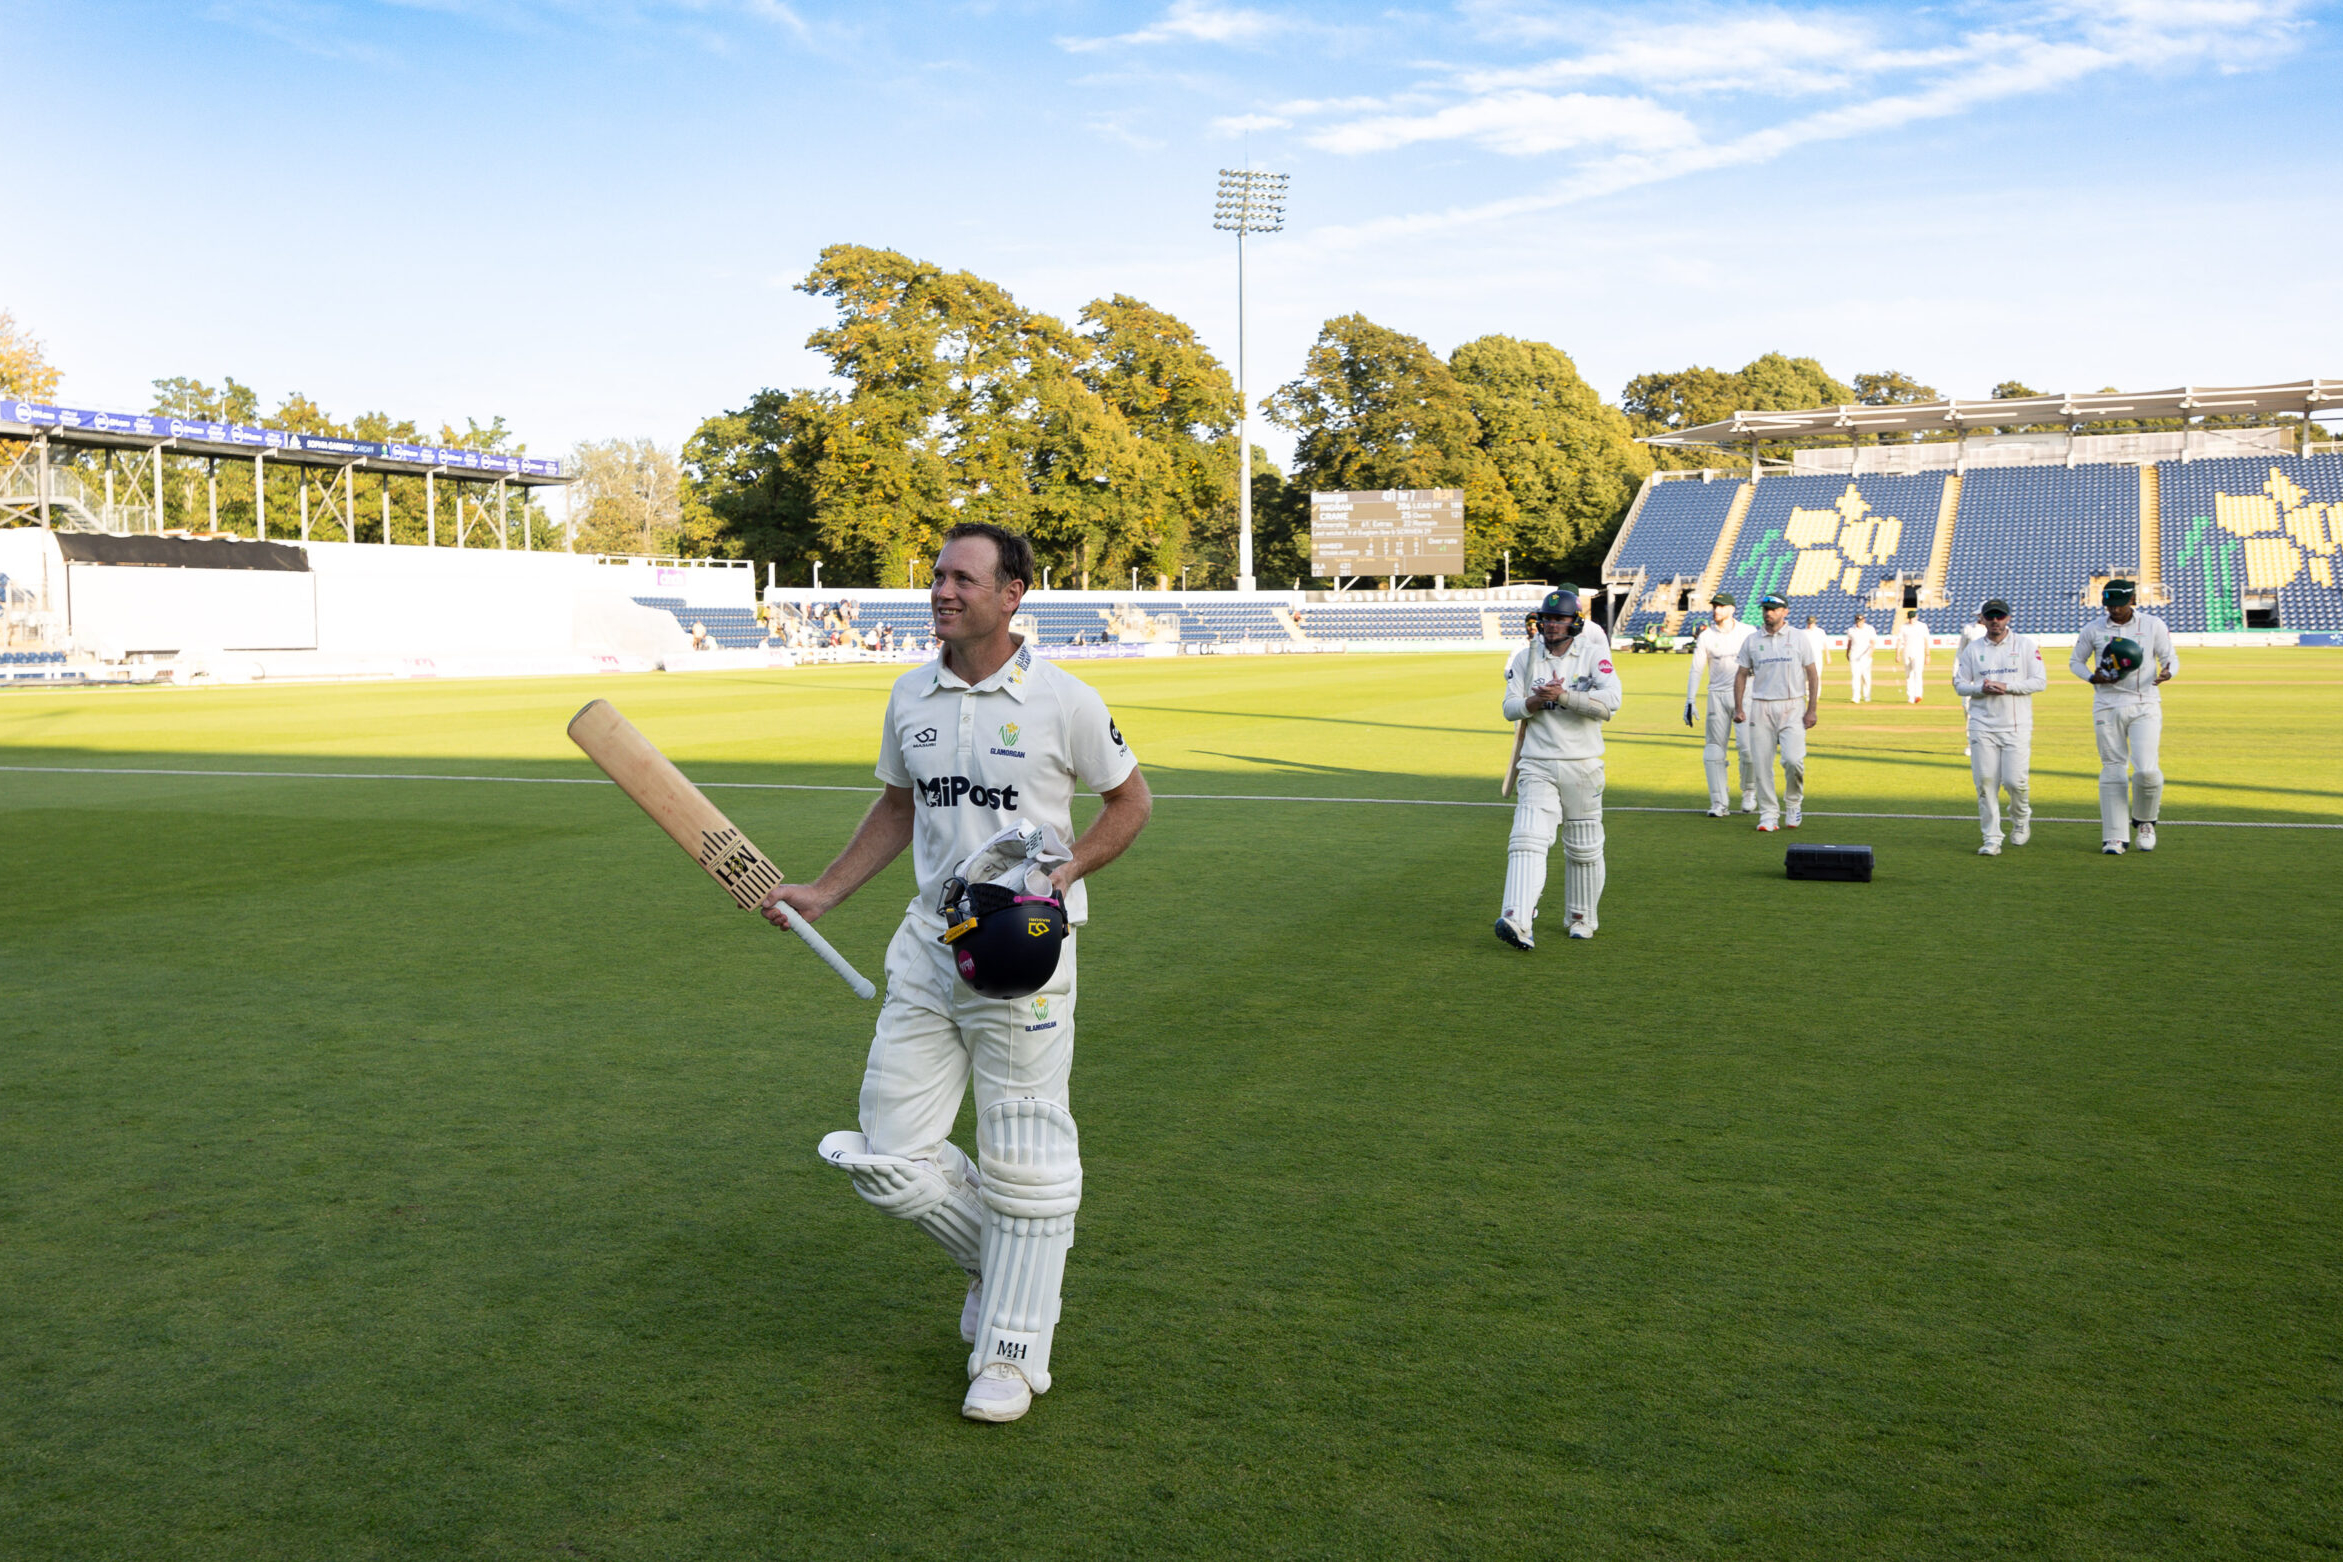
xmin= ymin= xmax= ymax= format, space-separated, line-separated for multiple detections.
xmin=1496 ymin=587 xmax=1622 ymax=949
xmin=762 ymin=523 xmax=1151 ymax=1423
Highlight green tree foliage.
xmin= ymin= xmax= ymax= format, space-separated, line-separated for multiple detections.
xmin=1450 ymin=335 xmax=1649 ymax=583
xmin=1266 ymin=313 xmax=1518 ymax=582
xmin=680 ymin=389 xmax=828 ymax=580
xmin=1076 ymin=294 xmax=1237 ymax=586
xmin=1624 ymin=353 xmax=1855 ymax=469
xmin=1851 ymin=369 xmax=1944 ymax=444
xmin=792 ymin=245 xmax=1174 ymax=590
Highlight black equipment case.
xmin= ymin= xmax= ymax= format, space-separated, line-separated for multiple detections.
xmin=1785 ymin=844 xmax=1874 ymax=882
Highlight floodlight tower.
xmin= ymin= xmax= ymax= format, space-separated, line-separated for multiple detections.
xmin=1214 ymin=167 xmax=1287 ymax=592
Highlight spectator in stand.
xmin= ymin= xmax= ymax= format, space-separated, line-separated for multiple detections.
xmin=691 ymin=621 xmax=711 ymax=651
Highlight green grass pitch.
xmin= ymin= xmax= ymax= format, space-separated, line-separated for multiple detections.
xmin=3 ymin=647 xmax=2338 ymax=1560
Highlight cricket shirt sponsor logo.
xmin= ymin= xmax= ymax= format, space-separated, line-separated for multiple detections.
xmin=990 ymin=719 xmax=1025 ymax=758
xmin=911 ymin=727 xmax=938 ymax=748
xmin=1109 ymin=719 xmax=1125 ymax=749
xmin=916 ymin=775 xmax=1020 ymax=810
xmin=1025 ymin=994 xmax=1057 ymax=1032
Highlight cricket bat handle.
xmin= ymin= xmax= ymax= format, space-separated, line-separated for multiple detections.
xmin=768 ymin=898 xmax=879 ymax=1001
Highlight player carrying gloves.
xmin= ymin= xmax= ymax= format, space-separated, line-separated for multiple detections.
xmin=2069 ymin=578 xmax=2177 ymax=855
xmin=764 ymin=523 xmax=1152 ymax=1423
xmin=1498 ymin=588 xmax=1623 ymax=949
xmin=1950 ymin=598 xmax=2047 ymax=855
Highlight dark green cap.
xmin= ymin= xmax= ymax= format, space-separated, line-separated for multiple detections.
xmin=1981 ymin=598 xmax=2011 ymax=618
xmin=2103 ymin=579 xmax=2136 ymax=607
xmin=1711 ymin=592 xmax=1737 ymax=607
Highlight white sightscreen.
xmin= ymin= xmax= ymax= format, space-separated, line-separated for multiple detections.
xmin=67 ymin=564 xmax=318 ymax=652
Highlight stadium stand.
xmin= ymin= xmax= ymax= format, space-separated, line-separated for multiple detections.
xmin=1612 ymin=477 xmax=1746 ymax=635
xmin=1291 ymin=602 xmax=1487 ymax=641
xmin=1941 ymin=465 xmax=2141 ymax=635
xmin=632 ymin=596 xmax=767 ymax=648
xmin=2159 ymin=453 xmax=2343 ymax=633
xmin=1712 ymin=472 xmax=1949 ymax=635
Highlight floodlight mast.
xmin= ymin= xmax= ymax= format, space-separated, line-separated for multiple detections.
xmin=1214 ymin=168 xmax=1287 ymax=592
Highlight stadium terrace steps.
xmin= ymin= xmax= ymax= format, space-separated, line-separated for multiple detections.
xmin=1611 ymin=476 xmax=1747 ymax=635
xmin=1920 ymin=473 xmax=1962 ymax=608
xmin=2139 ymin=465 xmax=2163 ymax=601
xmin=1673 ymin=481 xmax=1755 ymax=634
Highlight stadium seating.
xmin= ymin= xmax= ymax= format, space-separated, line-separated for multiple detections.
xmin=1290 ymin=603 xmax=1487 ymax=641
xmin=1715 ymin=472 xmax=1948 ymax=635
xmin=1940 ymin=465 xmax=2139 ymax=635
xmin=632 ymin=597 xmax=769 ymax=648
xmin=2157 ymin=453 xmax=2343 ymax=633
xmin=1613 ymin=478 xmax=1745 ymax=635
xmin=0 ymin=650 xmax=67 ymax=665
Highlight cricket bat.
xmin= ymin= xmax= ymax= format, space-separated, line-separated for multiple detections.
xmin=567 ymin=698 xmax=877 ymax=1000
xmin=1500 ymin=719 xmax=1526 ymax=797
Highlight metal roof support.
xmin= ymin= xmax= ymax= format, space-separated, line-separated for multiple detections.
xmin=38 ymin=434 xmax=50 ymax=529
xmin=426 ymin=470 xmax=436 ymax=547
xmin=151 ymin=443 xmax=164 ymax=534
xmin=254 ymin=453 xmax=266 ymax=541
xmin=207 ymin=458 xmax=218 ymax=531
xmin=299 ymin=472 xmax=309 ymax=541
xmin=380 ymin=472 xmax=391 ymax=545
xmin=498 ymin=476 xmax=508 ymax=550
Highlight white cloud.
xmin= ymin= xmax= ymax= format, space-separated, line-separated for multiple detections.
xmin=1061 ymin=1 xmax=1292 ymax=53
xmin=1299 ymin=0 xmax=2316 ymax=237
xmin=1307 ymin=90 xmax=1699 ymax=156
xmin=1211 ymin=112 xmax=1293 ymax=135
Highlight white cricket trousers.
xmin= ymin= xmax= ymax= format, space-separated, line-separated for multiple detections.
xmin=2092 ymin=704 xmax=2164 ymax=842
xmin=1745 ymin=699 xmax=1806 ymax=825
xmin=1849 ymin=656 xmax=1872 ymax=702
xmin=1702 ymin=687 xmax=1755 ymax=811
xmin=1503 ymin=756 xmax=1606 ymax=935
xmin=1904 ymin=658 xmax=1925 ymax=702
xmin=861 ymin=916 xmax=1078 ymax=1163
xmin=1969 ymin=728 xmax=2031 ymax=848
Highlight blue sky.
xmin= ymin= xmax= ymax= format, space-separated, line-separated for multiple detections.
xmin=10 ymin=0 xmax=2341 ymax=467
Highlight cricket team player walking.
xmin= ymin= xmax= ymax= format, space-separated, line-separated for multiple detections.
xmin=1733 ymin=593 xmax=1821 ymax=832
xmin=1897 ymin=612 xmax=1931 ymax=703
xmin=1950 ymin=598 xmax=2047 ymax=855
xmin=764 ymin=523 xmax=1152 ymax=1423
xmin=1497 ymin=588 xmax=1623 ymax=950
xmin=2069 ymin=578 xmax=2178 ymax=855
xmin=1683 ymin=593 xmax=1757 ymax=817
xmin=1846 ymin=615 xmax=1879 ymax=702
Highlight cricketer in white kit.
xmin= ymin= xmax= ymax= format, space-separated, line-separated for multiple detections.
xmin=1733 ymin=593 xmax=1820 ymax=832
xmin=1683 ymin=593 xmax=1756 ymax=817
xmin=2068 ymin=578 xmax=2178 ymax=855
xmin=1949 ymin=598 xmax=2047 ymax=855
xmin=763 ymin=524 xmax=1152 ymax=1424
xmin=1846 ymin=616 xmax=1879 ymax=703
xmin=1897 ymin=614 xmax=1930 ymax=703
xmin=1497 ymin=587 xmax=1623 ymax=949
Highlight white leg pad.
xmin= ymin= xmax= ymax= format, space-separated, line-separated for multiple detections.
xmin=1504 ymin=774 xmax=1559 ymax=928
xmin=817 ymin=1130 xmax=984 ymax=1275
xmin=1563 ymin=818 xmax=1604 ymax=932
xmin=969 ymin=1097 xmax=1082 ymax=1394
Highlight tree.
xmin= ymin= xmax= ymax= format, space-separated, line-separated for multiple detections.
xmin=569 ymin=438 xmax=684 ymax=556
xmin=795 ymin=244 xmax=1174 ymax=589
xmin=1266 ymin=313 xmax=1518 ymax=582
xmin=680 ymin=389 xmax=829 ymax=580
xmin=1623 ymin=353 xmax=1854 ymax=469
xmin=1855 ymin=370 xmax=1940 ymax=406
xmin=0 ymin=310 xmax=60 ymax=401
xmin=1076 ymin=294 xmax=1237 ymax=585
xmin=1450 ymin=335 xmax=1649 ymax=584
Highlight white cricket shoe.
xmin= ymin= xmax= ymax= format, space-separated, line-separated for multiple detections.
xmin=1978 ymin=842 xmax=2001 ymax=856
xmin=2102 ymin=840 xmax=2127 ymax=855
xmin=1784 ymin=809 xmax=1802 ymax=829
xmin=961 ymin=1277 xmax=982 ymax=1345
xmin=1707 ymin=806 xmax=1729 ymax=819
xmin=2011 ymin=820 xmax=2031 ymax=846
xmin=1494 ymin=915 xmax=1535 ymax=952
xmin=962 ymin=1362 xmax=1034 ymax=1423
xmin=1741 ymin=794 xmax=1758 ymax=813
xmin=1756 ymin=821 xmax=1778 ymax=833
xmin=2135 ymin=822 xmax=2157 ymax=852
xmin=1566 ymin=916 xmax=1594 ymax=941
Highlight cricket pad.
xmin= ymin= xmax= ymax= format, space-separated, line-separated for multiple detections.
xmin=1786 ymin=844 xmax=1874 ymax=882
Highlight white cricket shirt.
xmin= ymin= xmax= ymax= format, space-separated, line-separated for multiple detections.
xmin=1687 ymin=620 xmax=1754 ymax=702
xmin=2068 ymin=612 xmax=2178 ymax=708
xmin=1735 ymin=623 xmax=1817 ymax=702
xmin=875 ymin=638 xmax=1136 ymax=928
xmin=1952 ymin=631 xmax=2048 ymax=733
xmin=1503 ymin=634 xmax=1622 ymax=762
xmin=1847 ymin=622 xmax=1878 ymax=663
xmin=1899 ymin=620 xmax=1929 ymax=662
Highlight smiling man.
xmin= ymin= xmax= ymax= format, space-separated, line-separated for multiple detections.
xmin=762 ymin=522 xmax=1152 ymax=1423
